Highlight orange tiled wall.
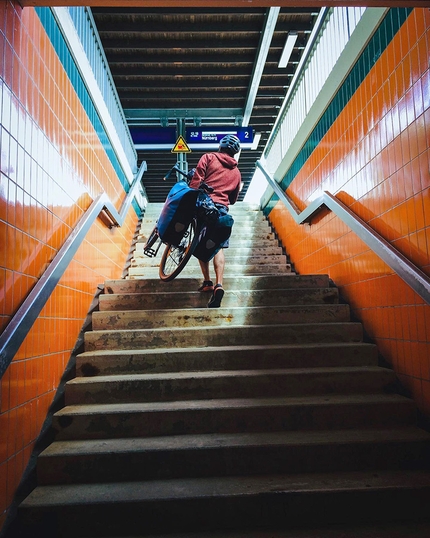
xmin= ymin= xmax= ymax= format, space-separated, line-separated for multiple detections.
xmin=0 ymin=2 xmax=139 ymax=530
xmin=269 ymin=9 xmax=430 ymax=415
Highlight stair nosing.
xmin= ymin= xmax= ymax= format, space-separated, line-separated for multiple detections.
xmin=20 ymin=469 xmax=430 ymax=507
xmin=54 ymin=393 xmax=413 ymax=416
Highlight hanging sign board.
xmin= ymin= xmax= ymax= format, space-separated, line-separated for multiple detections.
xmin=171 ymin=135 xmax=192 ymax=153
xmin=185 ymin=127 xmax=254 ymax=149
xmin=130 ymin=126 xmax=177 ymax=150
xmin=129 ymin=126 xmax=254 ymax=151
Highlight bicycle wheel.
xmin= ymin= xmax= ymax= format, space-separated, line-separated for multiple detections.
xmin=159 ymin=218 xmax=199 ymax=281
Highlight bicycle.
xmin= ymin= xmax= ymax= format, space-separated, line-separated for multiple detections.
xmin=142 ymin=164 xmax=217 ymax=282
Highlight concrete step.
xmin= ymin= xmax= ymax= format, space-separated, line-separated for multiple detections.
xmin=134 ymin=245 xmax=284 ymax=257
xmin=127 ymin=263 xmax=293 ymax=277
xmin=84 ymin=322 xmax=364 ymax=352
xmin=104 ymin=275 xmax=331 ymax=294
xmin=132 ymin=252 xmax=288 ymax=266
xmin=17 ymin=470 xmax=430 ymax=537
xmin=98 ymin=287 xmax=339 ymax=311
xmin=92 ymin=304 xmax=349 ymax=330
xmin=141 ymin=206 xmax=263 ymax=215
xmin=37 ymin=427 xmax=430 ymax=485
xmin=141 ymin=209 xmax=263 ymax=217
xmin=131 ymin=254 xmax=289 ymax=268
xmin=51 ymin=393 xmax=416 ymax=441
xmin=135 ymin=228 xmax=279 ymax=246
xmin=139 ymin=215 xmax=273 ymax=230
xmin=64 ymin=366 xmax=396 ymax=405
xmin=136 ymin=229 xmax=277 ymax=241
xmin=76 ymin=342 xmax=379 ymax=377
xmin=89 ymin=522 xmax=430 ymax=538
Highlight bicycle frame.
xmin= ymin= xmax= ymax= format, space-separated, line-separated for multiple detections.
xmin=142 ymin=164 xmax=213 ymax=281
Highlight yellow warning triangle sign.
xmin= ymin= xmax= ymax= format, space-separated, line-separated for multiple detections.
xmin=171 ymin=135 xmax=192 ymax=153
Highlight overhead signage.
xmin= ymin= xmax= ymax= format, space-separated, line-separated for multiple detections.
xmin=171 ymin=135 xmax=192 ymax=153
xmin=129 ymin=126 xmax=177 ymax=150
xmin=129 ymin=125 xmax=255 ymax=151
xmin=186 ymin=127 xmax=254 ymax=149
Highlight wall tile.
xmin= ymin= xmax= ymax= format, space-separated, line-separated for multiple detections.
xmin=0 ymin=2 xmax=139 ymax=530
xmin=270 ymin=9 xmax=430 ymax=417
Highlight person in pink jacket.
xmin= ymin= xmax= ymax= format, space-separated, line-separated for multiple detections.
xmin=189 ymin=134 xmax=242 ymax=308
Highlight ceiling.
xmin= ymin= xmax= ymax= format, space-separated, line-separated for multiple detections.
xmin=91 ymin=6 xmax=320 ymax=203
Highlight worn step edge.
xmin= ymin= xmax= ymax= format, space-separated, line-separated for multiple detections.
xmin=64 ymin=366 xmax=396 ymax=405
xmin=19 ymin=471 xmax=430 ymax=536
xmin=98 ymin=290 xmax=340 ymax=311
xmin=19 ymin=469 xmax=430 ymax=511
xmin=75 ymin=342 xmax=379 ymax=376
xmin=37 ymin=427 xmax=430 ymax=484
xmin=127 ymin=266 xmax=293 ymax=277
xmin=132 ymin=254 xmax=287 ymax=264
xmin=51 ymin=393 xmax=417 ymax=441
xmin=133 ymin=252 xmax=285 ymax=261
xmin=91 ymin=304 xmax=349 ymax=330
xmin=104 ymin=275 xmax=330 ymax=293
xmin=112 ymin=521 xmax=430 ymax=538
xmin=54 ymin=393 xmax=413 ymax=416
xmin=83 ymin=322 xmax=364 ymax=351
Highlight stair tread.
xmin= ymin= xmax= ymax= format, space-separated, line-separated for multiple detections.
xmin=55 ymin=393 xmax=413 ymax=415
xmin=87 ymin=321 xmax=362 ymax=334
xmin=92 ymin=304 xmax=348 ymax=327
xmin=20 ymin=469 xmax=430 ymax=507
xmin=67 ymin=365 xmax=392 ymax=385
xmin=77 ymin=342 xmax=377 ymax=358
xmin=95 ymin=304 xmax=344 ymax=313
xmin=114 ymin=521 xmax=430 ymax=538
xmin=41 ymin=427 xmax=430 ymax=457
xmin=105 ymin=275 xmax=328 ymax=285
xmin=100 ymin=288 xmax=337 ymax=298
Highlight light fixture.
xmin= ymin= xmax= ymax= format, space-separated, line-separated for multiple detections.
xmin=278 ymin=32 xmax=298 ymax=68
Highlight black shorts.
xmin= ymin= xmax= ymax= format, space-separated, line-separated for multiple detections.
xmin=215 ymin=204 xmax=230 ymax=248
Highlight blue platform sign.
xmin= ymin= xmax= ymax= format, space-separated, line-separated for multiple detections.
xmin=186 ymin=127 xmax=254 ymax=149
xmin=130 ymin=126 xmax=177 ymax=150
xmin=130 ymin=125 xmax=254 ymax=150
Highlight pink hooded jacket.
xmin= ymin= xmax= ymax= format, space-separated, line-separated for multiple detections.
xmin=189 ymin=152 xmax=241 ymax=208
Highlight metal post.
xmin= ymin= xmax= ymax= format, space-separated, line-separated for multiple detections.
xmin=176 ymin=118 xmax=188 ymax=180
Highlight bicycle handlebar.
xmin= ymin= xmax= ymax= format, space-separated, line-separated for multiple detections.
xmin=163 ymin=164 xmax=190 ymax=181
xmin=163 ymin=163 xmax=214 ymax=194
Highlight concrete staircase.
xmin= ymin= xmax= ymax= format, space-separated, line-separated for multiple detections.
xmin=14 ymin=202 xmax=430 ymax=537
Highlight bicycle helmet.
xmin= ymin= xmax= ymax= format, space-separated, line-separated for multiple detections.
xmin=219 ymin=134 xmax=241 ymax=156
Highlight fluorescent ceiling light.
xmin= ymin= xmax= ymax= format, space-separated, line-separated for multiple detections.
xmin=278 ymin=32 xmax=298 ymax=68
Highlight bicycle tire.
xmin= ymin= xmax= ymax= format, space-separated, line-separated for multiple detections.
xmin=159 ymin=218 xmax=199 ymax=282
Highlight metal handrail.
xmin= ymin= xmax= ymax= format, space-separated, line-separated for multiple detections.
xmin=0 ymin=162 xmax=147 ymax=379
xmin=257 ymin=160 xmax=430 ymax=305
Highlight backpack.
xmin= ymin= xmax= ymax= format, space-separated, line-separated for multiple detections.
xmin=157 ymin=181 xmax=199 ymax=246
xmin=195 ymin=191 xmax=219 ymax=225
xmin=192 ymin=214 xmax=234 ymax=262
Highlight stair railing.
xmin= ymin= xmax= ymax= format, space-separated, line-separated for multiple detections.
xmin=0 ymin=161 xmax=147 ymax=379
xmin=257 ymin=160 xmax=430 ymax=306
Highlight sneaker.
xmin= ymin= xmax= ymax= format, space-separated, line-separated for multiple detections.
xmin=208 ymin=284 xmax=224 ymax=308
xmin=198 ymin=280 xmax=214 ymax=292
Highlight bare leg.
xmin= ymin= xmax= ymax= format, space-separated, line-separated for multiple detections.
xmin=213 ymin=249 xmax=225 ymax=286
xmin=198 ymin=259 xmax=211 ymax=282
xmin=208 ymin=249 xmax=225 ymax=308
